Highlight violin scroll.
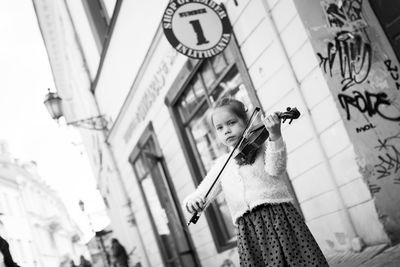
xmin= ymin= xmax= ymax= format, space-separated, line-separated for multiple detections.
xmin=280 ymin=107 xmax=300 ymax=124
xmin=234 ymin=106 xmax=301 ymax=166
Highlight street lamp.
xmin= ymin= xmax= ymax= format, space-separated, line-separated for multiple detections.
xmin=44 ymin=88 xmax=109 ymax=131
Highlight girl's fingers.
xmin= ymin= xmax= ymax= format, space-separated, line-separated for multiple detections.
xmin=187 ymin=197 xmax=205 ymax=213
xmin=264 ymin=113 xmax=280 ymax=126
xmin=194 ymin=201 xmax=201 ymax=211
xmin=187 ymin=204 xmax=193 ymax=213
xmin=187 ymin=202 xmax=193 ymax=213
xmin=265 ymin=116 xmax=273 ymax=127
xmin=271 ymin=114 xmax=280 ymax=124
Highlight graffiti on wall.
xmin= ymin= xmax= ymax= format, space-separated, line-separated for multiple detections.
xmin=356 ymin=122 xmax=375 ymax=133
xmin=338 ymin=90 xmax=400 ymax=121
xmin=321 ymin=0 xmax=367 ymax=29
xmin=366 ymin=132 xmax=400 ymax=196
xmin=317 ymin=31 xmax=372 ymax=91
xmin=318 ymin=0 xmax=400 ymax=124
xmin=319 ymin=0 xmax=371 ymax=91
xmin=384 ymin=59 xmax=400 ymax=90
xmin=318 ymin=0 xmax=400 ymax=198
xmin=367 ymin=182 xmax=381 ymax=195
xmin=374 ymin=133 xmax=400 ymax=180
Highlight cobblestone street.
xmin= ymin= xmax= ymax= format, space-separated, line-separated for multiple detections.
xmin=327 ymin=243 xmax=400 ymax=267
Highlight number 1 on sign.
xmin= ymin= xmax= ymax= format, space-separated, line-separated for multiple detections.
xmin=189 ymin=20 xmax=209 ymax=45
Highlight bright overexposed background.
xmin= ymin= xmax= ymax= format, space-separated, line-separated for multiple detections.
xmin=0 ymin=0 xmax=109 ymax=241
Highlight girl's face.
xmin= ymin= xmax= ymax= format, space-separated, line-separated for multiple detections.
xmin=212 ymin=107 xmax=246 ymax=148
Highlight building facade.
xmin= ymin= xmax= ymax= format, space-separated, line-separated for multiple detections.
xmin=34 ymin=0 xmax=400 ymax=266
xmin=0 ymin=141 xmax=86 ymax=266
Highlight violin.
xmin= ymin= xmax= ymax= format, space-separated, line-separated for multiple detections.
xmin=234 ymin=107 xmax=301 ymax=166
xmin=187 ymin=106 xmax=301 ymax=226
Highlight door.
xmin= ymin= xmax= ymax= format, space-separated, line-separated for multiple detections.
xmin=130 ymin=124 xmax=200 ymax=267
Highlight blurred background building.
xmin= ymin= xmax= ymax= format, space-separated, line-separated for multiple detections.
xmin=33 ymin=0 xmax=400 ymax=266
xmin=0 ymin=141 xmax=87 ymax=266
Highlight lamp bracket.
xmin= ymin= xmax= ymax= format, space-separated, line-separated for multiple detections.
xmin=67 ymin=115 xmax=109 ymax=131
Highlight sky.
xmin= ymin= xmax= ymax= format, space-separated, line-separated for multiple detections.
xmin=0 ymin=0 xmax=109 ymax=240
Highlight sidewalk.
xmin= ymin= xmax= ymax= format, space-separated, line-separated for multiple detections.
xmin=327 ymin=243 xmax=400 ymax=267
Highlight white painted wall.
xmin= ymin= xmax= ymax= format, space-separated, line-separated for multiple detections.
xmin=50 ymin=0 xmax=395 ymax=265
xmin=94 ymin=0 xmax=170 ymax=122
xmin=225 ymin=0 xmax=387 ymax=253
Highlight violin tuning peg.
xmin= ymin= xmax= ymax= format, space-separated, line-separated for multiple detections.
xmin=282 ymin=118 xmax=287 ymax=124
xmin=288 ymin=118 xmax=294 ymax=124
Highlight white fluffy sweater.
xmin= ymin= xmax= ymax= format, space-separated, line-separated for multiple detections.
xmin=183 ymin=137 xmax=293 ymax=225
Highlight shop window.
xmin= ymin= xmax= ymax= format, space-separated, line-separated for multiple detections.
xmin=81 ymin=0 xmax=110 ymax=52
xmin=166 ymin=41 xmax=261 ymax=251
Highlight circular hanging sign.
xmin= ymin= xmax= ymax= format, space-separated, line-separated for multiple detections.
xmin=162 ymin=0 xmax=232 ymax=59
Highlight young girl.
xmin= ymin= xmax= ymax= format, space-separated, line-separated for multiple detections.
xmin=183 ymin=98 xmax=328 ymax=267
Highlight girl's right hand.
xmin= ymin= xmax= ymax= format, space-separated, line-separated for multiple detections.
xmin=186 ymin=196 xmax=206 ymax=214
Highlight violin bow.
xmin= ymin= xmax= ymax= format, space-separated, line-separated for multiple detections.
xmin=187 ymin=107 xmax=261 ymax=226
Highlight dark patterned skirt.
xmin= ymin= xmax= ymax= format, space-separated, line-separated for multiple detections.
xmin=237 ymin=202 xmax=329 ymax=267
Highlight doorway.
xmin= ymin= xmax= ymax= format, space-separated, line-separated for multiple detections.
xmin=129 ymin=123 xmax=200 ymax=267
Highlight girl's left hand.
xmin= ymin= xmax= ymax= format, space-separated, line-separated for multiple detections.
xmin=262 ymin=112 xmax=282 ymax=141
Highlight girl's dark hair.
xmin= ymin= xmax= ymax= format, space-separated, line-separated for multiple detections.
xmin=209 ymin=97 xmax=248 ymax=127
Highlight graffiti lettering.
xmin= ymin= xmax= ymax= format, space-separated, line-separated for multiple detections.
xmin=375 ymin=151 xmax=400 ymax=179
xmin=373 ymin=133 xmax=400 ymax=181
xmin=323 ymin=0 xmax=365 ymax=28
xmin=318 ymin=32 xmax=372 ymax=91
xmin=345 ymin=0 xmax=363 ymax=22
xmin=338 ymin=90 xmax=400 ymax=121
xmin=375 ymin=133 xmax=400 ymax=151
xmin=384 ymin=59 xmax=400 ymax=90
xmin=368 ymin=183 xmax=381 ymax=195
xmin=325 ymin=3 xmax=347 ymax=28
xmin=356 ymin=123 xmax=376 ymax=133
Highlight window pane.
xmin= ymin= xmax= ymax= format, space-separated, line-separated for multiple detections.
xmin=211 ymin=53 xmax=227 ymax=76
xmin=178 ymin=75 xmax=206 ymax=121
xmin=192 ymin=75 xmax=206 ymax=101
xmin=189 ymin=103 xmax=228 ymax=172
xmin=134 ymin=156 xmax=147 ymax=178
xmin=201 ymin=62 xmax=216 ymax=89
xmin=224 ymin=46 xmax=235 ymax=65
xmin=210 ymin=68 xmax=254 ymax=113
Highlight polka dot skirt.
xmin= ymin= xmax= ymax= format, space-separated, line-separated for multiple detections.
xmin=237 ymin=202 xmax=329 ymax=267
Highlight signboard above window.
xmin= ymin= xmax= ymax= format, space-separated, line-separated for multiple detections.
xmin=162 ymin=0 xmax=232 ymax=59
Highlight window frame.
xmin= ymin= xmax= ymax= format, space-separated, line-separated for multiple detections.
xmin=81 ymin=0 xmax=111 ymax=52
xmin=165 ymin=37 xmax=261 ymax=252
xmin=90 ymin=0 xmax=122 ymax=91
